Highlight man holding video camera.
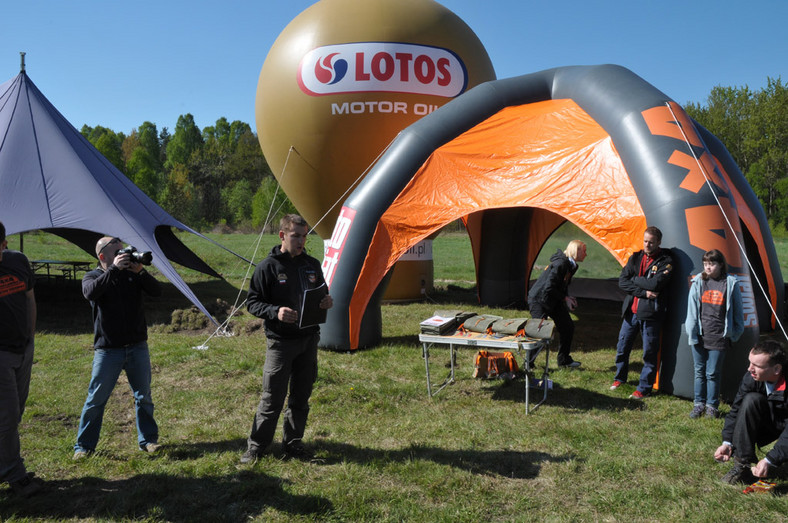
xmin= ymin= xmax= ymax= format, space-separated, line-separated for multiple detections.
xmin=73 ymin=237 xmax=162 ymax=459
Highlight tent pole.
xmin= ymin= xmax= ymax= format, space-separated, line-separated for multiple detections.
xmin=20 ymin=52 xmax=25 ymax=73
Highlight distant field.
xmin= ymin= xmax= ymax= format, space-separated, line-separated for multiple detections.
xmin=6 ymin=221 xmax=633 ymax=290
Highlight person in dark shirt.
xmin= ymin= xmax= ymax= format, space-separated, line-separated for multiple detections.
xmin=715 ymin=340 xmax=788 ymax=485
xmin=527 ymin=240 xmax=587 ymax=368
xmin=610 ymin=226 xmax=674 ymax=399
xmin=73 ymin=236 xmax=162 ymax=459
xmin=0 ymin=221 xmax=43 ymax=496
xmin=685 ymin=249 xmax=744 ymax=419
xmin=241 ymin=215 xmax=333 ymax=464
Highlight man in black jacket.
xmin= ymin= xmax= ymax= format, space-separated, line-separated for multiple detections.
xmin=527 ymin=240 xmax=586 ymax=368
xmin=241 ymin=215 xmax=333 ymax=464
xmin=73 ymin=237 xmax=162 ymax=459
xmin=715 ymin=340 xmax=788 ymax=485
xmin=610 ymin=226 xmax=673 ymax=399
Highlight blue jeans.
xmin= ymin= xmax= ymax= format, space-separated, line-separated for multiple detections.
xmin=0 ymin=340 xmax=34 ymax=483
xmin=74 ymin=342 xmax=158 ymax=452
xmin=691 ymin=344 xmax=726 ymax=408
xmin=614 ymin=312 xmax=662 ymax=393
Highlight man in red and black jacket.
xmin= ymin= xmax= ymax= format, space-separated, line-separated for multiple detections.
xmin=609 ymin=226 xmax=674 ymax=399
xmin=715 ymin=340 xmax=788 ymax=485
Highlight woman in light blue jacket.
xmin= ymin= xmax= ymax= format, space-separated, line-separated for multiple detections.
xmin=685 ymin=249 xmax=744 ymax=419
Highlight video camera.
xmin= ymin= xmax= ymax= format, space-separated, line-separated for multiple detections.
xmin=115 ymin=246 xmax=153 ymax=266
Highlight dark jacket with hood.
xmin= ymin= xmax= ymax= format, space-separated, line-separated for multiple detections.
xmin=247 ymin=245 xmax=325 ymax=340
xmin=528 ymin=249 xmax=577 ymax=313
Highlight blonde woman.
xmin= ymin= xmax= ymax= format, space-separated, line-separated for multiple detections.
xmin=527 ymin=240 xmax=587 ymax=368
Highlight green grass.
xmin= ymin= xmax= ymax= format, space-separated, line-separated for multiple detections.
xmin=2 ymin=229 xmax=788 ymax=521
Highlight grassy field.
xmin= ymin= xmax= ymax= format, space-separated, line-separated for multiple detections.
xmin=2 ymin=227 xmax=788 ymax=521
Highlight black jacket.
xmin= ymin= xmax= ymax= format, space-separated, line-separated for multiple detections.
xmin=82 ymin=265 xmax=161 ymax=348
xmin=722 ymin=372 xmax=788 ymax=465
xmin=247 ymin=245 xmax=325 ymax=339
xmin=618 ymin=248 xmax=674 ymax=321
xmin=528 ymin=249 xmax=577 ymax=313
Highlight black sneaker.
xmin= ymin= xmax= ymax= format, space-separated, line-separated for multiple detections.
xmin=705 ymin=406 xmax=720 ymax=419
xmin=558 ymin=359 xmax=581 ymax=368
xmin=283 ymin=442 xmax=317 ymax=462
xmin=240 ymin=448 xmax=261 ymax=464
xmin=689 ymin=404 xmax=705 ymax=419
xmin=721 ymin=461 xmax=756 ymax=485
xmin=10 ymin=473 xmax=43 ymax=497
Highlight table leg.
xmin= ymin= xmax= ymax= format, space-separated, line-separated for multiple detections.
xmin=423 ymin=342 xmax=432 ymax=397
xmin=524 ymin=342 xmax=551 ymax=414
xmin=524 ymin=350 xmax=531 ymax=415
xmin=540 ymin=345 xmax=550 ymax=405
xmin=423 ymin=342 xmax=457 ymax=398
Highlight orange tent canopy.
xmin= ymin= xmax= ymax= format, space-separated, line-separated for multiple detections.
xmin=349 ymin=99 xmax=646 ymax=347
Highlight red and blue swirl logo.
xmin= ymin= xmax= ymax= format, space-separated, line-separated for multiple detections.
xmin=314 ymin=53 xmax=348 ymax=85
xmin=297 ymin=42 xmax=467 ymax=97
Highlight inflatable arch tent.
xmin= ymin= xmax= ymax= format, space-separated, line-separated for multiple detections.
xmin=320 ymin=64 xmax=784 ymax=399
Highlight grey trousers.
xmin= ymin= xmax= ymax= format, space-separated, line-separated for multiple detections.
xmin=247 ymin=333 xmax=319 ymax=452
xmin=0 ymin=339 xmax=34 ymax=483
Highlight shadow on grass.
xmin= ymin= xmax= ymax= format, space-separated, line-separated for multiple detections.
xmin=163 ymin=436 xmax=572 ymax=481
xmin=312 ymin=440 xmax=573 ymax=480
xmin=162 ymin=438 xmax=570 ymax=482
xmin=483 ymin=380 xmax=645 ymax=412
xmin=0 ymin=438 xmax=573 ymax=519
xmin=165 ymin=438 xmax=248 ymax=460
xmin=0 ymin=471 xmax=332 ymax=521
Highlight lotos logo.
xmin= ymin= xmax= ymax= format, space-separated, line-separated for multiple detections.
xmin=314 ymin=53 xmax=348 ymax=85
xmin=298 ymin=42 xmax=468 ymax=97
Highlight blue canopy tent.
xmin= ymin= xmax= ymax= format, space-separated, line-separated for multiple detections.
xmin=0 ymin=68 xmax=242 ymax=322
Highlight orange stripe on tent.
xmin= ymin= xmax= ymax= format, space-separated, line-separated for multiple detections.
xmin=347 ymin=99 xmax=647 ymax=347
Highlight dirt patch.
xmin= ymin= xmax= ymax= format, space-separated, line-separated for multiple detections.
xmin=152 ymin=298 xmax=241 ymax=334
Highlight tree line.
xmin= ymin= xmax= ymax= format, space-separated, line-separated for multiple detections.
xmin=80 ymin=115 xmax=295 ymax=232
xmin=82 ymin=77 xmax=785 ymax=234
xmin=685 ymin=77 xmax=787 ymax=231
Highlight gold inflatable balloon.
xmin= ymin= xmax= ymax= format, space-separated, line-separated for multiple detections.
xmin=256 ymin=0 xmax=496 ymax=297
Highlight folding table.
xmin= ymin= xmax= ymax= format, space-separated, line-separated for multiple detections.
xmin=418 ymin=321 xmax=553 ymax=414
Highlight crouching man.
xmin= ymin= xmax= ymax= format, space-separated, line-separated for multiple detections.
xmin=715 ymin=340 xmax=788 ymax=484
